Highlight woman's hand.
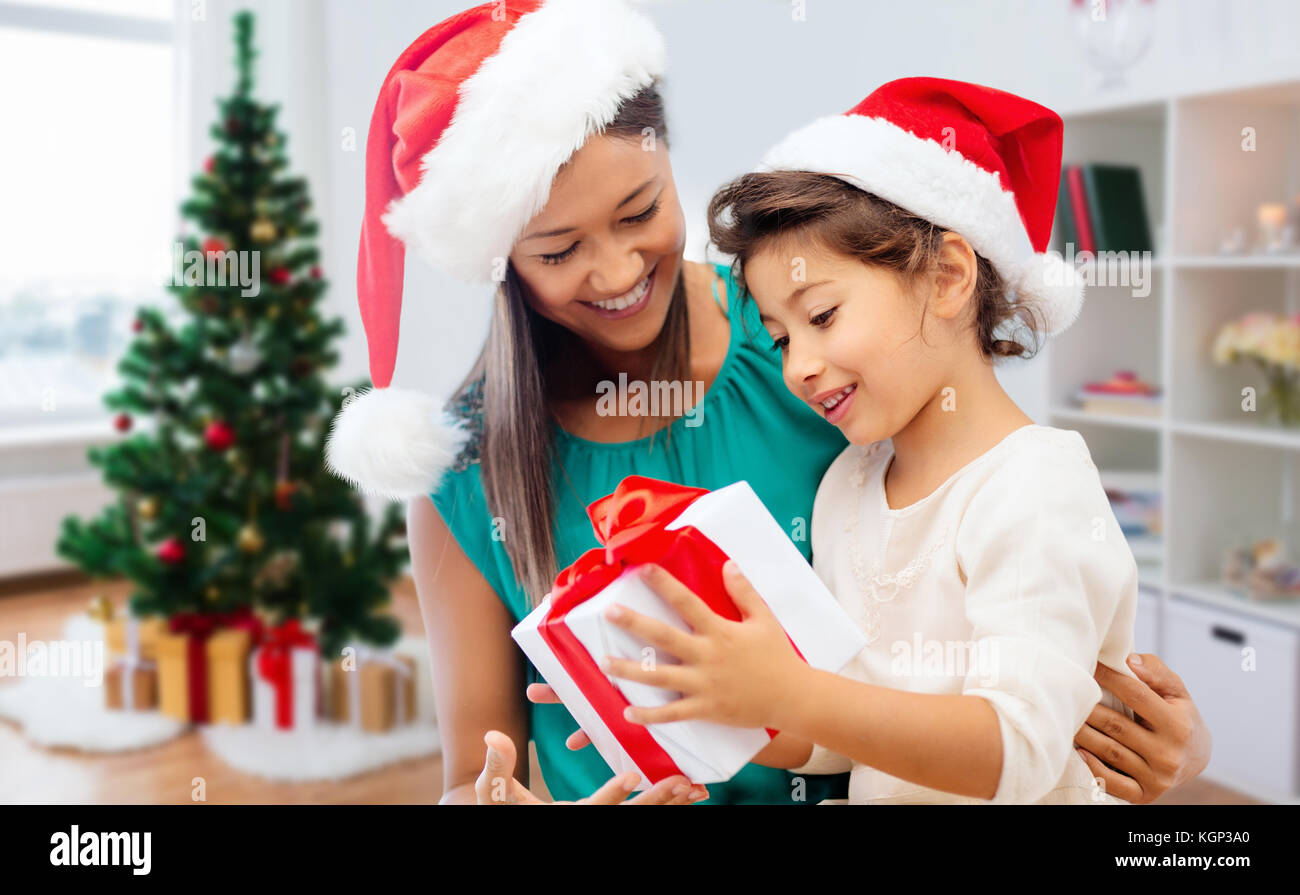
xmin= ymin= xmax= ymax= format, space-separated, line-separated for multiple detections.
xmin=474 ymin=730 xmax=709 ymax=804
xmin=1073 ymin=653 xmax=1212 ymax=803
xmin=600 ymin=561 xmax=805 ymax=730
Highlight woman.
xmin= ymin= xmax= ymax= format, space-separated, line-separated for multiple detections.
xmin=327 ymin=0 xmax=1211 ymax=804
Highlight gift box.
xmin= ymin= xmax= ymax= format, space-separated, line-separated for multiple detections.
xmin=156 ymin=609 xmax=262 ymax=723
xmin=207 ymin=629 xmax=255 ymax=724
xmin=103 ymin=615 xmax=160 ymax=712
xmin=327 ymin=650 xmax=416 ymax=732
xmin=105 ymin=661 xmax=157 ymax=711
xmin=106 ymin=616 xmax=165 ymax=662
xmin=512 ymin=476 xmax=867 ymax=789
xmin=251 ymin=620 xmax=319 ymax=731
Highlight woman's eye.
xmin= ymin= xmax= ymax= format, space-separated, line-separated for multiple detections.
xmin=810 ymin=307 xmax=837 ymax=327
xmin=771 ymin=334 xmax=789 ymax=353
xmin=623 ymin=199 xmax=661 ymax=225
xmin=539 ymin=243 xmax=578 ymax=265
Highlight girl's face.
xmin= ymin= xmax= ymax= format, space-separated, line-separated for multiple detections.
xmin=509 ymin=133 xmax=687 ymax=356
xmin=746 ymin=237 xmax=963 ymax=446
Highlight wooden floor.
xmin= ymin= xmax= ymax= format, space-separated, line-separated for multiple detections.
xmin=0 ymin=575 xmax=1258 ymax=805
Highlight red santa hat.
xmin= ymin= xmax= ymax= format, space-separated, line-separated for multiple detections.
xmin=325 ymin=0 xmax=666 ymax=499
xmin=757 ymin=77 xmax=1084 ymax=337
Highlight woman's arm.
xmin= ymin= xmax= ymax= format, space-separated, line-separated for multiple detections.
xmin=407 ymin=495 xmax=531 ymax=804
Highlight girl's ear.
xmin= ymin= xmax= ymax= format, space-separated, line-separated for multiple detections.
xmin=930 ymin=232 xmax=978 ymax=321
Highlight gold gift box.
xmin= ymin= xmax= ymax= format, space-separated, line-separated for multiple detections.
xmin=156 ymin=628 xmax=253 ymax=724
xmin=328 ymin=654 xmax=416 ymax=732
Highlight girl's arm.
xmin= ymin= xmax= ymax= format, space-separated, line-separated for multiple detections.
xmin=771 ymin=669 xmax=1002 ymax=798
xmin=751 ymin=732 xmax=815 ymax=769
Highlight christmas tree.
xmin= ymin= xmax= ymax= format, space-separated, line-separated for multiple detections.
xmin=59 ymin=11 xmax=405 ymax=658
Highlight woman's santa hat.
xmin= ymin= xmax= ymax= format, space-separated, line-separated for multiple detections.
xmin=757 ymin=77 xmax=1084 ymax=337
xmin=325 ymin=0 xmax=666 ymax=499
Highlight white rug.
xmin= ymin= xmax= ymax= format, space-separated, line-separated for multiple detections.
xmin=0 ymin=614 xmax=187 ymax=752
xmin=201 ymin=721 xmax=441 ymax=782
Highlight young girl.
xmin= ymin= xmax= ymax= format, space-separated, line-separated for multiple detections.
xmin=595 ymin=78 xmax=1141 ymax=804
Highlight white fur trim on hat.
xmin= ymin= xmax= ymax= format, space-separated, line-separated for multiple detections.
xmin=758 ymin=113 xmax=1084 ymax=336
xmin=382 ymin=0 xmax=667 ymax=284
xmin=325 ymin=388 xmax=471 ymax=501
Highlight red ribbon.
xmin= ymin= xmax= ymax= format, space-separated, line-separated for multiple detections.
xmin=256 ymin=619 xmax=317 ymax=730
xmin=540 ymin=476 xmax=801 ymax=785
xmin=168 ymin=612 xmax=218 ymax=724
xmin=167 ymin=607 xmax=266 ymax=724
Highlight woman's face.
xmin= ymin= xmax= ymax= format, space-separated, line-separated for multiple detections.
xmin=509 ymin=133 xmax=687 ymax=355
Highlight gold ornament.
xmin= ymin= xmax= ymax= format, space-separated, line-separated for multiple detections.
xmin=137 ymin=497 xmax=159 ymax=520
xmin=206 ymin=586 xmax=220 ymax=602
xmin=250 ymin=219 xmax=277 ymax=242
xmin=88 ymin=595 xmax=113 ymax=622
xmin=267 ymin=305 xmax=281 ymax=320
xmin=237 ymin=524 xmax=265 ymax=554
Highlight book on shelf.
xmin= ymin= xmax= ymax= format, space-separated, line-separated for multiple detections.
xmin=1074 ymin=370 xmax=1162 ymax=417
xmin=1053 ymin=163 xmax=1154 ymax=255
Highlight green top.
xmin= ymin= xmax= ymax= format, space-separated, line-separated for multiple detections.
xmin=432 ymin=263 xmax=850 ymax=804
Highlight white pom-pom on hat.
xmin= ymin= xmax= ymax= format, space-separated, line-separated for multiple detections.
xmin=325 ymin=388 xmax=470 ymax=501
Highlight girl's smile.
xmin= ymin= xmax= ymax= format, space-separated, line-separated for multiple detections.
xmin=812 ymin=382 xmax=858 ymax=424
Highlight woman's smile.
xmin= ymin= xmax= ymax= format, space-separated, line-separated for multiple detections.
xmin=579 ymin=262 xmax=658 ymax=320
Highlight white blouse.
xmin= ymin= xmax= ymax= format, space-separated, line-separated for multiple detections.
xmin=792 ymin=424 xmax=1138 ymax=804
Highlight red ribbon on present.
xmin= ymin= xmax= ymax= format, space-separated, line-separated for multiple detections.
xmin=168 ymin=612 xmax=218 ymax=724
xmin=540 ymin=476 xmax=803 ymax=785
xmin=256 ymin=619 xmax=317 ymax=730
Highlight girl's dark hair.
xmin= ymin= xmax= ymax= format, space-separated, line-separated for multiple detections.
xmin=449 ymin=83 xmax=689 ymax=608
xmin=706 ymin=170 xmax=1041 ymax=359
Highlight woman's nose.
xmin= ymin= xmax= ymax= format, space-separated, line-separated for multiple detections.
xmin=588 ymin=239 xmax=645 ymax=297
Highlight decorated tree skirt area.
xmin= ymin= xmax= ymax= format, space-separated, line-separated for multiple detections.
xmin=0 ymin=613 xmax=440 ymax=782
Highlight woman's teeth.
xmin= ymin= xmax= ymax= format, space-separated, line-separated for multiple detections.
xmin=821 ymin=385 xmax=856 ymax=410
xmin=588 ymin=273 xmax=651 ymax=311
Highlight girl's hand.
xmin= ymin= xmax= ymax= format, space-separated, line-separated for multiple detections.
xmin=1073 ymin=654 xmax=1213 ymax=804
xmin=600 ymin=561 xmax=806 ymax=730
xmin=474 ymin=730 xmax=708 ymax=804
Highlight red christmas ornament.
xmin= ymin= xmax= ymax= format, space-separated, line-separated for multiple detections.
xmin=156 ymin=537 xmax=186 ymax=565
xmin=113 ymin=413 xmax=132 ymax=433
xmin=274 ymin=479 xmax=298 ymax=510
xmin=310 ymin=265 xmax=322 ymax=279
xmin=204 ymin=420 xmax=236 ymax=451
xmin=204 ymin=155 xmax=216 ymax=174
xmin=269 ymin=267 xmax=291 ymax=286
xmin=202 ymin=237 xmax=227 ymax=257
xmin=131 ymin=317 xmax=144 ymax=333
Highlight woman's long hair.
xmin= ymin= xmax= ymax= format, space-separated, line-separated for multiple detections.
xmin=451 ymin=84 xmax=691 ymax=608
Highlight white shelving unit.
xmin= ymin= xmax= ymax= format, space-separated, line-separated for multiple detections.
xmin=1045 ymin=80 xmax=1300 ymax=804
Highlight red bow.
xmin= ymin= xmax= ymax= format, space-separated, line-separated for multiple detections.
xmin=541 ymin=476 xmax=782 ymax=785
xmin=256 ymin=619 xmax=317 ymax=730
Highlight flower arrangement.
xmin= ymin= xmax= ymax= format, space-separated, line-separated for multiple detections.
xmin=1212 ymin=312 xmax=1300 ymax=425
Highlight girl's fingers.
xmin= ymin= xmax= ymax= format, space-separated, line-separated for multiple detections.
xmin=602 ymin=655 xmax=694 ymax=692
xmin=604 ymin=601 xmax=699 ymax=661
xmin=577 ymin=772 xmax=640 ymax=805
xmin=624 ymin=697 xmax=707 ymax=726
xmin=637 ymin=564 xmax=719 ymax=634
xmin=1076 ymin=747 xmax=1145 ymax=803
xmin=625 ymin=777 xmax=709 ymax=805
xmin=526 ymin=682 xmax=560 ymax=704
xmin=1074 ymin=720 xmax=1150 ymax=782
xmin=721 ymin=560 xmax=770 ymax=620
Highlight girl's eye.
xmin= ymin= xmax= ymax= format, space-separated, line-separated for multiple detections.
xmin=623 ymin=199 xmax=661 ymax=225
xmin=810 ymin=307 xmax=837 ymax=327
xmin=539 ymin=243 xmax=578 ymax=265
xmin=771 ymin=334 xmax=789 ymax=353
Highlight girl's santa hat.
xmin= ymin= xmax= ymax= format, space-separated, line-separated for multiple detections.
xmin=325 ymin=0 xmax=666 ymax=499
xmin=757 ymin=77 xmax=1084 ymax=337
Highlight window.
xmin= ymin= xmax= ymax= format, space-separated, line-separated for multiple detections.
xmin=0 ymin=1 xmax=175 ymax=430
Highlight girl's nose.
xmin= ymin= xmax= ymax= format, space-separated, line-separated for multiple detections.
xmin=785 ymin=342 xmax=826 ymax=391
